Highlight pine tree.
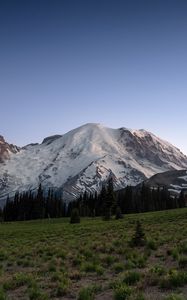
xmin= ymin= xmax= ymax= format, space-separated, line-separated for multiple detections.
xmin=103 ymin=178 xmax=116 ymax=220
xmin=178 ymin=190 xmax=186 ymax=208
xmin=115 ymin=206 xmax=123 ymax=219
xmin=131 ymin=220 xmax=146 ymax=247
xmin=70 ymin=208 xmax=80 ymax=224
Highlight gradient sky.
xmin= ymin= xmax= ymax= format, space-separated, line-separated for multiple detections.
xmin=0 ymin=0 xmax=187 ymax=154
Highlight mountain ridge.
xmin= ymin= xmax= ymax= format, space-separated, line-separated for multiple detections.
xmin=143 ymin=169 xmax=187 ymax=196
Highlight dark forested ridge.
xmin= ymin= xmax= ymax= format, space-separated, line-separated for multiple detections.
xmin=1 ymin=179 xmax=186 ymax=222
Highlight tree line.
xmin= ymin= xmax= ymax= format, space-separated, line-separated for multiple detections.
xmin=70 ymin=180 xmax=186 ymax=220
xmin=1 ymin=184 xmax=66 ymax=221
xmin=0 ymin=179 xmax=186 ymax=222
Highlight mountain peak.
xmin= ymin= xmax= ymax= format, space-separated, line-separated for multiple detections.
xmin=76 ymin=123 xmax=105 ymax=131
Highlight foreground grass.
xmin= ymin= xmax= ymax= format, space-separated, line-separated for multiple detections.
xmin=0 ymin=208 xmax=187 ymax=299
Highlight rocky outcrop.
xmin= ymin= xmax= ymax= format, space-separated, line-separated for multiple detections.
xmin=0 ymin=135 xmax=20 ymax=163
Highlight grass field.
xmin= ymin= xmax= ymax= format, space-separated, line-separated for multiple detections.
xmin=0 ymin=208 xmax=187 ymax=300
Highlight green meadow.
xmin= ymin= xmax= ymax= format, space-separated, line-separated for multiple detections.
xmin=0 ymin=208 xmax=187 ymax=300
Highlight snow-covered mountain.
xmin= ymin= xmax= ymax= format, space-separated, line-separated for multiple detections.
xmin=0 ymin=123 xmax=187 ymax=203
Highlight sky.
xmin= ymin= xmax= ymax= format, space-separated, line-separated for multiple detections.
xmin=0 ymin=0 xmax=187 ymax=154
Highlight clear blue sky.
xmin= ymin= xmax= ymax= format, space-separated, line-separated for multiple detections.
xmin=0 ymin=0 xmax=187 ymax=154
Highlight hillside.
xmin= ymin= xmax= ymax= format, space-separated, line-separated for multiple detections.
xmin=0 ymin=208 xmax=186 ymax=299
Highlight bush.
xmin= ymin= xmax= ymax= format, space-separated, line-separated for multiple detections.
xmin=171 ymin=248 xmax=179 ymax=260
xmin=179 ymin=241 xmax=187 ymax=254
xmin=178 ymin=255 xmax=187 ymax=268
xmin=160 ymin=270 xmax=187 ymax=288
xmin=113 ymin=262 xmax=124 ymax=273
xmin=0 ymin=287 xmax=6 ymax=300
xmin=28 ymin=285 xmax=49 ymax=300
xmin=114 ymin=283 xmax=132 ymax=300
xmin=151 ymin=265 xmax=166 ymax=276
xmin=146 ymin=239 xmax=157 ymax=250
xmin=122 ymin=271 xmax=141 ymax=285
xmin=56 ymin=278 xmax=70 ymax=297
xmin=3 ymin=273 xmax=33 ymax=290
xmin=78 ymin=284 xmax=101 ymax=300
xmin=81 ymin=262 xmax=98 ymax=273
xmin=134 ymin=293 xmax=145 ymax=300
xmin=78 ymin=287 xmax=94 ymax=300
xmin=103 ymin=255 xmax=116 ymax=266
xmin=70 ymin=208 xmax=80 ymax=224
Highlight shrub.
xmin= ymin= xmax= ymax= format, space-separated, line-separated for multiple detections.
xmin=179 ymin=241 xmax=187 ymax=254
xmin=69 ymin=270 xmax=81 ymax=280
xmin=169 ymin=270 xmax=187 ymax=287
xmin=95 ymin=265 xmax=104 ymax=276
xmin=134 ymin=293 xmax=146 ymax=300
xmin=114 ymin=283 xmax=132 ymax=300
xmin=151 ymin=265 xmax=166 ymax=276
xmin=78 ymin=287 xmax=94 ymax=300
xmin=103 ymin=255 xmax=116 ymax=266
xmin=51 ymin=272 xmax=62 ymax=282
xmin=0 ymin=250 xmax=8 ymax=261
xmin=81 ymin=262 xmax=98 ymax=273
xmin=0 ymin=287 xmax=6 ymax=300
xmin=113 ymin=262 xmax=124 ymax=273
xmin=3 ymin=273 xmax=33 ymax=290
xmin=146 ymin=239 xmax=157 ymax=250
xmin=78 ymin=284 xmax=101 ymax=300
xmin=72 ymin=254 xmax=84 ymax=266
xmin=178 ymin=255 xmax=187 ymax=268
xmin=56 ymin=278 xmax=70 ymax=296
xmin=48 ymin=260 xmax=56 ymax=272
xmin=171 ymin=248 xmax=179 ymax=260
xmin=122 ymin=271 xmax=141 ymax=285
xmin=56 ymin=249 xmax=66 ymax=259
xmin=29 ymin=290 xmax=49 ymax=300
xmin=28 ymin=284 xmax=49 ymax=300
xmin=160 ymin=270 xmax=187 ymax=288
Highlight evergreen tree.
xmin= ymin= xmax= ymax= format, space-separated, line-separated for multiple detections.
xmin=103 ymin=178 xmax=116 ymax=220
xmin=178 ymin=190 xmax=186 ymax=208
xmin=124 ymin=185 xmax=133 ymax=213
xmin=130 ymin=220 xmax=146 ymax=247
xmin=70 ymin=208 xmax=80 ymax=224
xmin=115 ymin=206 xmax=123 ymax=219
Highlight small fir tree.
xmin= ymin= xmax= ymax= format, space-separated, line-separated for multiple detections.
xmin=131 ymin=220 xmax=146 ymax=247
xmin=115 ymin=206 xmax=123 ymax=219
xmin=70 ymin=208 xmax=80 ymax=224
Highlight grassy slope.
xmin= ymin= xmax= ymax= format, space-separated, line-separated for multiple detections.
xmin=0 ymin=208 xmax=187 ymax=300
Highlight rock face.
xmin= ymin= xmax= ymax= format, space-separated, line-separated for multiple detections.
xmin=0 ymin=135 xmax=20 ymax=163
xmin=0 ymin=123 xmax=187 ymax=202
